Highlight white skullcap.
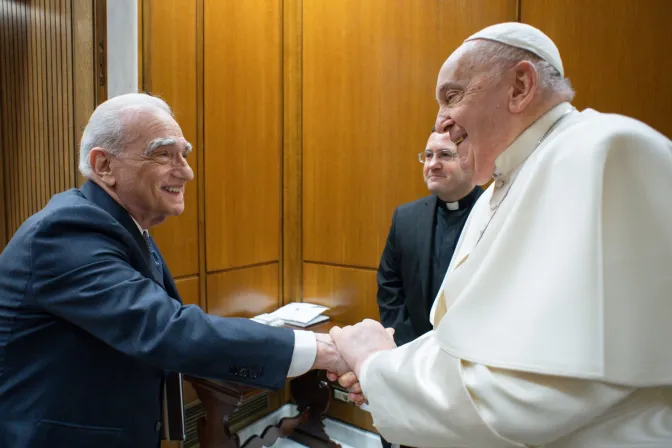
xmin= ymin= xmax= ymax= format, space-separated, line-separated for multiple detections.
xmin=465 ymin=22 xmax=564 ymax=77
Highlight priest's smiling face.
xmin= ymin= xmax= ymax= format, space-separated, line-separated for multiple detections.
xmin=422 ymin=132 xmax=474 ymax=202
xmin=434 ymin=41 xmax=530 ymax=186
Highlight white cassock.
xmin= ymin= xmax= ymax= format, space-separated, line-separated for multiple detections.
xmin=359 ymin=102 xmax=672 ymax=447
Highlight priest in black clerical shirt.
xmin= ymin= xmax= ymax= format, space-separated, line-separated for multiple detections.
xmin=377 ymin=131 xmax=482 ymax=347
xmin=376 ymin=131 xmax=481 ymax=448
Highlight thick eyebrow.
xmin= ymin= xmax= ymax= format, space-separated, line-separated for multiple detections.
xmin=145 ymin=137 xmax=193 ymax=155
xmin=436 ymin=82 xmax=462 ymax=101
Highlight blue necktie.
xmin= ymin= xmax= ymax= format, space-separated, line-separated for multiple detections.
xmin=143 ymin=231 xmax=163 ymax=277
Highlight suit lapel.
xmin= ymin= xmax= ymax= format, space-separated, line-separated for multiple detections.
xmin=417 ymin=195 xmax=437 ymax=313
xmin=81 ymin=182 xmax=186 ymax=440
xmin=79 ymin=181 xmax=165 ymax=287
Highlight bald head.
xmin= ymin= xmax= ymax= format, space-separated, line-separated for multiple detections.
xmin=78 ymin=93 xmax=174 ymax=177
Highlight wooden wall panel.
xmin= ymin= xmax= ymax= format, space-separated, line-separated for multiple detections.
xmin=143 ymin=0 xmax=199 ymax=278
xmin=282 ymin=0 xmax=302 ymax=305
xmin=73 ymin=0 xmax=97 ymax=187
xmin=303 ymin=263 xmax=380 ymax=326
xmin=93 ymin=0 xmax=106 ymax=104
xmin=175 ymin=276 xmax=200 ymax=308
xmin=0 ymin=0 xmax=90 ymax=249
xmin=2 ymin=0 xmax=21 ymax=239
xmin=0 ymin=1 xmax=12 ymax=246
xmin=206 ymin=263 xmax=279 ymax=318
xmin=302 ymin=0 xmax=517 ymax=268
xmin=521 ymin=0 xmax=672 ymax=139
xmin=0 ymin=108 xmax=4 ymax=246
xmin=203 ymin=0 xmax=282 ymax=271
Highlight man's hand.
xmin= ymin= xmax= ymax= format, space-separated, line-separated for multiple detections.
xmin=325 ymin=321 xmax=396 ymax=406
xmin=310 ymin=333 xmax=350 ymax=376
xmin=329 ymin=319 xmax=396 ymax=378
xmin=334 ymin=371 xmax=368 ymax=406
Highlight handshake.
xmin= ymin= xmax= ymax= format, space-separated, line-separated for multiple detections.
xmin=309 ymin=319 xmax=397 ymax=406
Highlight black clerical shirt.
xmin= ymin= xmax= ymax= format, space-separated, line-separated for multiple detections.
xmin=430 ymin=187 xmax=482 ymax=308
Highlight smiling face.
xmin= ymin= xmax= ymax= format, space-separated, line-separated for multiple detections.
xmin=422 ymin=132 xmax=474 ymax=202
xmin=91 ymin=108 xmax=194 ymax=229
xmin=433 ymin=42 xmax=522 ymax=185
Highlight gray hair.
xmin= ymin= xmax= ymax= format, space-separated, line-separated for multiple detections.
xmin=78 ymin=93 xmax=174 ymax=177
xmin=466 ymin=40 xmax=575 ymax=102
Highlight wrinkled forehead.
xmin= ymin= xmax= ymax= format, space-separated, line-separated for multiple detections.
xmin=436 ymin=43 xmax=482 ymax=91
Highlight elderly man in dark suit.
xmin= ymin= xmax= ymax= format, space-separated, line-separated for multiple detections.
xmin=0 ymin=93 xmax=345 ymax=448
xmin=377 ymin=131 xmax=481 ymax=346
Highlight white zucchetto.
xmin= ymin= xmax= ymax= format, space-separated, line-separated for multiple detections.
xmin=465 ymin=22 xmax=564 ymax=77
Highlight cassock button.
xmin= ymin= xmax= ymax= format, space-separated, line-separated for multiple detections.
xmin=155 ymin=421 xmax=162 ymax=432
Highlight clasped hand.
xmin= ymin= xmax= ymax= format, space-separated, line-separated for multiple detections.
xmin=312 ymin=319 xmax=396 ymax=406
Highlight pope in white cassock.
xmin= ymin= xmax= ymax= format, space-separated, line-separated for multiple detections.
xmin=329 ymin=22 xmax=672 ymax=448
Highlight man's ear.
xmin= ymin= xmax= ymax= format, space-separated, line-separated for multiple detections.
xmin=89 ymin=148 xmax=116 ymax=187
xmin=508 ymin=60 xmax=538 ymax=114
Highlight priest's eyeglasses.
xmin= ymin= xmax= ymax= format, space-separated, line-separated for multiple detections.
xmin=417 ymin=150 xmax=458 ymax=164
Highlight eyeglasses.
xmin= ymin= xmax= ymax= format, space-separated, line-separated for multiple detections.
xmin=417 ymin=150 xmax=458 ymax=164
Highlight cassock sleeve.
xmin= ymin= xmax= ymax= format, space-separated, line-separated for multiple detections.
xmin=359 ymin=331 xmax=634 ymax=447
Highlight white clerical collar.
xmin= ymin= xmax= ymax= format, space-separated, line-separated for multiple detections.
xmin=446 ymin=201 xmax=459 ymax=211
xmin=494 ymin=102 xmax=574 ymax=179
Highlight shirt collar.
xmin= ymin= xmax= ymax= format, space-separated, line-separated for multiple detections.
xmin=130 ymin=216 xmax=146 ymax=235
xmin=437 ymin=187 xmax=481 ymax=212
xmin=494 ymin=102 xmax=573 ymax=179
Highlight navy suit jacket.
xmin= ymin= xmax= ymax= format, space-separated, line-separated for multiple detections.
xmin=0 ymin=181 xmax=295 ymax=447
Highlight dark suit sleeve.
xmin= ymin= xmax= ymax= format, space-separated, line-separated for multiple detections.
xmin=376 ymin=209 xmax=415 ymax=346
xmin=27 ymin=209 xmax=294 ymax=390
